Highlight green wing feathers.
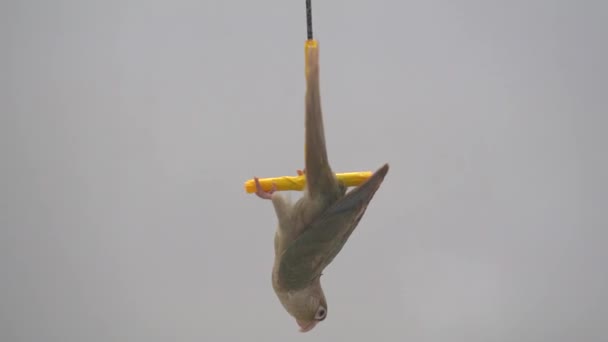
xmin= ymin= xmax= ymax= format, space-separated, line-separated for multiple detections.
xmin=278 ymin=164 xmax=389 ymax=290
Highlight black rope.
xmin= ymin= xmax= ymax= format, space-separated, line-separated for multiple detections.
xmin=306 ymin=0 xmax=313 ymax=40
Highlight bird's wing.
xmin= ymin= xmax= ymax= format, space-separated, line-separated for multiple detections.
xmin=277 ymin=164 xmax=389 ymax=290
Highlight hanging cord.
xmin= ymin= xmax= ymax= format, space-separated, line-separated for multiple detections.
xmin=306 ymin=0 xmax=313 ymax=40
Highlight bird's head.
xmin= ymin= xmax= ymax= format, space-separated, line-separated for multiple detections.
xmin=279 ymin=280 xmax=328 ymax=332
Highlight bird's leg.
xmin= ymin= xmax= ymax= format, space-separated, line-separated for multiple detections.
xmin=254 ymin=177 xmax=277 ymax=200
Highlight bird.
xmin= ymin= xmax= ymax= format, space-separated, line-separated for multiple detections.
xmin=252 ymin=43 xmax=389 ymax=332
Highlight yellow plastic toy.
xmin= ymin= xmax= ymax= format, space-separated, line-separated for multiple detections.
xmin=244 ymin=12 xmax=373 ymax=194
xmin=244 ymin=171 xmax=373 ymax=194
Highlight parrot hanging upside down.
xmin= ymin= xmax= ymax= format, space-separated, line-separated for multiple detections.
xmin=252 ymin=44 xmax=389 ymax=332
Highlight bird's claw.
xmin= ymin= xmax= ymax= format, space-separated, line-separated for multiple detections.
xmin=254 ymin=177 xmax=277 ymax=200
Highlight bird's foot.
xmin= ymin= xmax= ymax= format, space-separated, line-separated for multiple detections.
xmin=254 ymin=177 xmax=277 ymax=200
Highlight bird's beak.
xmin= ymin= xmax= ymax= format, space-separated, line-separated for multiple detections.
xmin=296 ymin=319 xmax=318 ymax=333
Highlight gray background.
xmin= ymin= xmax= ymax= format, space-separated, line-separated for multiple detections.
xmin=1 ymin=1 xmax=607 ymax=341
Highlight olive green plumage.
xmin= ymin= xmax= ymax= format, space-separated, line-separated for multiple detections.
xmin=257 ymin=44 xmax=389 ymax=332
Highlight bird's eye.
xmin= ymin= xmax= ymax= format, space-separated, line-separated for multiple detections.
xmin=315 ymin=306 xmax=327 ymax=321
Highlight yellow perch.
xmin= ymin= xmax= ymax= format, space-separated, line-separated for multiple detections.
xmin=244 ymin=171 xmax=373 ymax=194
